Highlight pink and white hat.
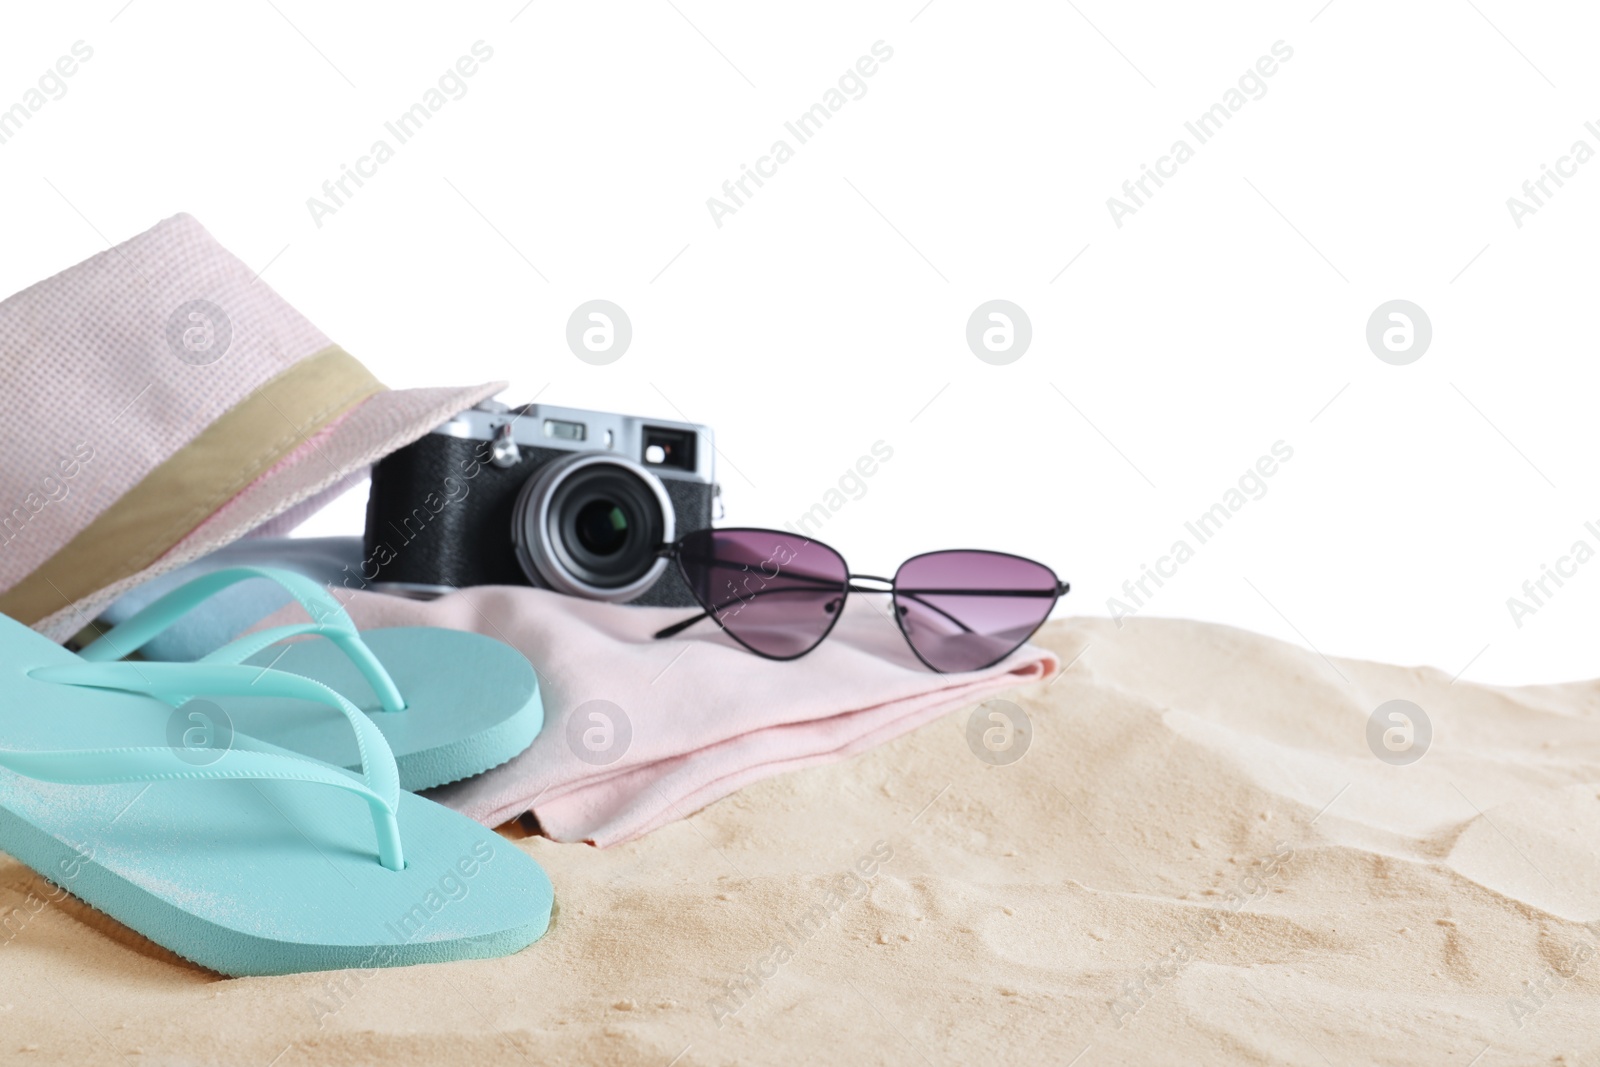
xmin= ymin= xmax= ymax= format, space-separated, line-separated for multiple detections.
xmin=0 ymin=213 xmax=503 ymax=641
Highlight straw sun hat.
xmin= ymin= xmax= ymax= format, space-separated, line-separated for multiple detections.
xmin=0 ymin=213 xmax=503 ymax=641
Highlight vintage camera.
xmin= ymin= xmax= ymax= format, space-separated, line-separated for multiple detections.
xmin=364 ymin=401 xmax=717 ymax=606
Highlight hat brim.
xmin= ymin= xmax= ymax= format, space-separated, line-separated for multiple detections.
xmin=34 ymin=381 xmax=503 ymax=642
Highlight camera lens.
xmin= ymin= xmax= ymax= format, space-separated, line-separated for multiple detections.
xmin=551 ymin=467 xmax=663 ymax=583
xmin=573 ymin=500 xmax=629 ymax=556
xmin=511 ymin=453 xmax=676 ymax=602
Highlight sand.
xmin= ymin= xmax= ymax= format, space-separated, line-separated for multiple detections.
xmin=3 ymin=616 xmax=1600 ymax=1065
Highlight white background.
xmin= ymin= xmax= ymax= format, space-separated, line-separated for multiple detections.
xmin=3 ymin=1 xmax=1597 ymax=685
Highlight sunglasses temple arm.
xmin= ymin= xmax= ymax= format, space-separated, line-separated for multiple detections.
xmin=888 ymin=590 xmax=975 ymax=634
xmin=653 ymin=575 xmax=853 ymax=641
xmin=656 ymin=586 xmax=972 ymax=640
xmin=652 ymin=611 xmax=710 ymax=640
xmin=655 ymin=559 xmax=848 ymax=641
xmin=654 ymin=593 xmax=973 ymax=645
xmin=652 ymin=581 xmax=843 ymax=640
xmin=889 ymin=582 xmax=1068 ymax=636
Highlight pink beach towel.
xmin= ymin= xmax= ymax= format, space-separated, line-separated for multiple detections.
xmin=263 ymin=585 xmax=1058 ymax=846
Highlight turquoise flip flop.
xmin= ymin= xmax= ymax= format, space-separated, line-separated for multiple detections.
xmin=0 ymin=612 xmax=552 ymax=976
xmin=79 ymin=567 xmax=542 ymax=792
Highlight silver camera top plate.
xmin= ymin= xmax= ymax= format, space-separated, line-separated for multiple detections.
xmin=432 ymin=401 xmax=716 ymax=484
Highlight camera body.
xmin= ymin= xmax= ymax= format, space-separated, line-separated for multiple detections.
xmin=364 ymin=401 xmax=716 ymax=606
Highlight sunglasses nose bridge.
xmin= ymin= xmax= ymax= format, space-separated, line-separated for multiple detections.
xmin=848 ymin=573 xmax=895 ymax=593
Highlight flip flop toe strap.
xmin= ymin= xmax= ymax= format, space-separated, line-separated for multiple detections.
xmin=195 ymin=623 xmax=406 ymax=713
xmin=80 ymin=567 xmax=405 ymax=713
xmin=24 ymin=661 xmax=405 ymax=870
xmin=0 ymin=745 xmax=404 ymax=871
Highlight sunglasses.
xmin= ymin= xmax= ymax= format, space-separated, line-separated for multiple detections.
xmin=652 ymin=527 xmax=1069 ymax=673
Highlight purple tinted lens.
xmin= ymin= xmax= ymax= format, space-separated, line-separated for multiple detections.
xmin=676 ymin=529 xmax=849 ymax=659
xmin=893 ymin=552 xmax=1058 ymax=672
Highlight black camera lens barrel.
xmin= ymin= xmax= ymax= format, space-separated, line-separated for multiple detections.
xmin=547 ymin=463 xmax=666 ymax=585
xmin=511 ymin=452 xmax=675 ymax=602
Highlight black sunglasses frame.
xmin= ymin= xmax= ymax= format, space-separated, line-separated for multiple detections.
xmin=651 ymin=528 xmax=1069 ymax=673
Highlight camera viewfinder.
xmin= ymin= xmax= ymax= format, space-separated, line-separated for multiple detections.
xmin=642 ymin=426 xmax=695 ymax=471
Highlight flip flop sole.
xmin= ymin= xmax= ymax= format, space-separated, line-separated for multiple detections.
xmin=0 ymin=781 xmax=552 ymax=975
xmin=0 ymin=626 xmax=553 ymax=977
xmin=230 ymin=627 xmax=543 ymax=792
